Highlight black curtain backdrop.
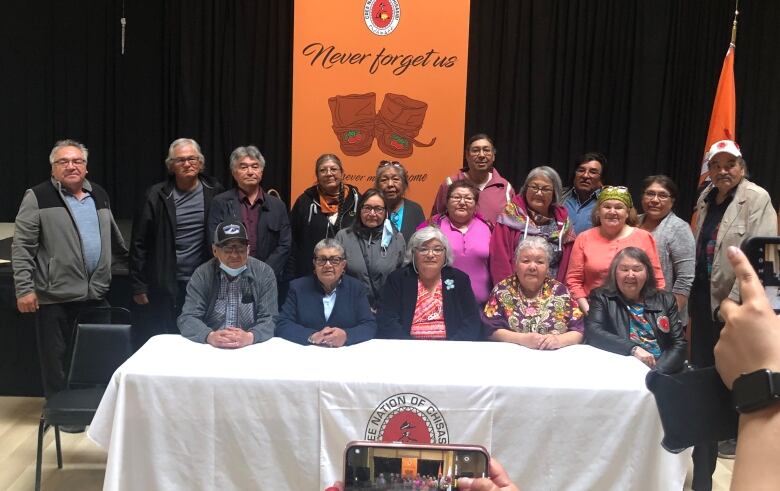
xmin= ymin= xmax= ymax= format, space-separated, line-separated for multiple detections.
xmin=1 ymin=0 xmax=778 ymax=222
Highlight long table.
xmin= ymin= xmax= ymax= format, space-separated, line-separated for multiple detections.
xmin=88 ymin=335 xmax=689 ymax=490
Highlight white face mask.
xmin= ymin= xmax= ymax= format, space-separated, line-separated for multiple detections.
xmin=219 ymin=262 xmax=247 ymax=277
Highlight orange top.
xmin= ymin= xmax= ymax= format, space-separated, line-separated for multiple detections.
xmin=565 ymin=227 xmax=665 ymax=300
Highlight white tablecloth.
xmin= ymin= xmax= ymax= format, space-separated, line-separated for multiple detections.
xmin=89 ymin=335 xmax=689 ymax=490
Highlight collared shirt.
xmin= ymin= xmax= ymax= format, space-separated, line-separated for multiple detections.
xmin=437 ymin=215 xmax=492 ymax=304
xmin=205 ymin=271 xmax=255 ymax=329
xmin=563 ymin=187 xmax=602 ymax=234
xmin=389 ymin=202 xmax=404 ymax=232
xmin=322 ymin=287 xmax=337 ymax=321
xmin=238 ymin=187 xmax=264 ymax=256
xmin=63 ymin=189 xmax=101 ymax=275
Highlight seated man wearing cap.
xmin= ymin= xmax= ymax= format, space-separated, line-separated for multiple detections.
xmin=178 ymin=221 xmax=278 ymax=348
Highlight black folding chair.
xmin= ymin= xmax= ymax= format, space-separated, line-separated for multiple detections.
xmin=34 ymin=307 xmax=133 ymax=491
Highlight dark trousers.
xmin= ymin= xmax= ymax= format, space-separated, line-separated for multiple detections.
xmin=36 ymin=298 xmax=108 ymax=398
xmin=132 ymin=281 xmax=187 ymax=349
xmin=689 ymin=277 xmax=723 ymax=491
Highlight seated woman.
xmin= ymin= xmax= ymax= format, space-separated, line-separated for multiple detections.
xmin=585 ymin=247 xmax=687 ymax=372
xmin=335 ymin=188 xmax=405 ymax=311
xmin=483 ymin=236 xmax=584 ymax=349
xmin=377 ymin=226 xmax=481 ymax=341
xmin=276 ymin=239 xmax=376 ymax=347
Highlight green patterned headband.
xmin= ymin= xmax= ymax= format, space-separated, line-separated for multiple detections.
xmin=598 ymin=186 xmax=633 ymax=209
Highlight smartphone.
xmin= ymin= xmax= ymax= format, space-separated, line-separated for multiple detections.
xmin=741 ymin=236 xmax=780 ymax=313
xmin=343 ymin=441 xmax=489 ymax=490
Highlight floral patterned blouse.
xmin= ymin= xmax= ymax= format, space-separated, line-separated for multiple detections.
xmin=410 ymin=279 xmax=447 ymax=340
xmin=482 ymin=276 xmax=584 ymax=336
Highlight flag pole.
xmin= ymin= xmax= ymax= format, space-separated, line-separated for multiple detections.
xmin=730 ymin=0 xmax=739 ymax=46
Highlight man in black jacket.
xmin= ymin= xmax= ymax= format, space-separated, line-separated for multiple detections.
xmin=129 ymin=138 xmax=224 ymax=344
xmin=208 ymin=145 xmax=290 ymax=279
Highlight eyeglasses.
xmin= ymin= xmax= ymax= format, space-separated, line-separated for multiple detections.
xmin=603 ymin=185 xmax=629 ymax=193
xmin=378 ymin=160 xmax=402 ymax=168
xmin=643 ymin=191 xmax=672 ymax=200
xmin=53 ymin=158 xmax=86 ymax=167
xmin=314 ymin=256 xmax=344 ymax=266
xmin=527 ymin=185 xmax=554 ymax=195
xmin=415 ymin=246 xmax=446 ymax=256
xmin=219 ymin=244 xmax=248 ymax=255
xmin=361 ymin=205 xmax=386 ymax=215
xmin=575 ymin=167 xmax=601 ymax=176
xmin=468 ymin=146 xmax=493 ymax=156
xmin=448 ymin=194 xmax=475 ymax=203
xmin=318 ymin=165 xmax=342 ymax=175
xmin=172 ymin=156 xmax=200 ymax=165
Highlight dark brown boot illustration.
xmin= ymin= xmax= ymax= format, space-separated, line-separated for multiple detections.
xmin=375 ymin=93 xmax=436 ymax=158
xmin=327 ymin=92 xmax=376 ymax=156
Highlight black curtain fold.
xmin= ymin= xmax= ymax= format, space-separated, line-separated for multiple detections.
xmin=1 ymin=0 xmax=778 ymax=222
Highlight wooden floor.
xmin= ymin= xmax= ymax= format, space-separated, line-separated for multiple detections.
xmin=0 ymin=397 xmax=105 ymax=491
xmin=0 ymin=396 xmax=733 ymax=490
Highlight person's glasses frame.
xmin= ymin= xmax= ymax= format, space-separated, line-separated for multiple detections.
xmin=219 ymin=244 xmax=248 ymax=255
xmin=361 ymin=205 xmax=386 ymax=215
xmin=415 ymin=246 xmax=446 ymax=256
xmin=53 ymin=158 xmax=86 ymax=167
xmin=314 ymin=256 xmax=344 ymax=266
xmin=643 ymin=190 xmax=672 ymax=201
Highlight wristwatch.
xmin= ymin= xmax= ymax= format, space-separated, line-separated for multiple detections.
xmin=732 ymin=369 xmax=780 ymax=414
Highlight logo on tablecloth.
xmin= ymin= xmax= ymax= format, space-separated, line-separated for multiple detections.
xmin=365 ymin=393 xmax=449 ymax=443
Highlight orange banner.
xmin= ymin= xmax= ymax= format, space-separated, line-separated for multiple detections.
xmin=291 ymin=0 xmax=471 ymax=211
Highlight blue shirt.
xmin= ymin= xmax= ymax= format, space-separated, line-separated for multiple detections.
xmin=63 ymin=191 xmax=101 ymax=274
xmin=322 ymin=287 xmax=337 ymax=322
xmin=563 ymin=187 xmax=602 ymax=234
xmin=389 ymin=203 xmax=405 ymax=232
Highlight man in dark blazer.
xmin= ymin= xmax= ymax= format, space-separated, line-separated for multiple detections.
xmin=209 ymin=145 xmax=291 ymax=280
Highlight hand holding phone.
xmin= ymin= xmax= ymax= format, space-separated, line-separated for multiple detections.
xmin=343 ymin=441 xmax=489 ymax=490
xmin=457 ymin=459 xmax=520 ymax=491
xmin=716 ymin=245 xmax=780 ymax=389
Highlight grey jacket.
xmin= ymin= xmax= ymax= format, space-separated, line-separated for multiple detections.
xmin=335 ymin=227 xmax=405 ymax=308
xmin=178 ymin=257 xmax=278 ymax=344
xmin=693 ymin=179 xmax=777 ymax=313
xmin=12 ymin=178 xmax=127 ymax=304
xmin=638 ymin=211 xmax=695 ymax=325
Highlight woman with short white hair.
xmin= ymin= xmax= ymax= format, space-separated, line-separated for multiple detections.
xmin=377 ymin=226 xmax=481 ymax=340
xmin=483 ymin=236 xmax=584 ymax=349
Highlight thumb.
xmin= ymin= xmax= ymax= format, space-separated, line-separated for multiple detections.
xmin=725 ymin=246 xmax=768 ymax=308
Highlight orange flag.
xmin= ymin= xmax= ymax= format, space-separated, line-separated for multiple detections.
xmin=698 ymin=44 xmax=736 ymax=188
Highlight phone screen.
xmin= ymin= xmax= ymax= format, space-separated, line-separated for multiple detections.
xmin=758 ymin=242 xmax=780 ymax=312
xmin=742 ymin=237 xmax=780 ymax=313
xmin=344 ymin=444 xmax=488 ymax=490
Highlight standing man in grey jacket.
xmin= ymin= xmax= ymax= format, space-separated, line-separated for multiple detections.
xmin=12 ymin=139 xmax=128 ymax=399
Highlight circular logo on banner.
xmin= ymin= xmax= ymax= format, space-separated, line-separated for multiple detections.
xmin=364 ymin=0 xmax=401 ymax=36
xmin=365 ymin=393 xmax=449 ymax=444
xmin=657 ymin=315 xmax=671 ymax=333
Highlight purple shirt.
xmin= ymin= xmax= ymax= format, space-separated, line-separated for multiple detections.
xmin=439 ymin=216 xmax=492 ymax=304
xmin=238 ymin=188 xmax=263 ymax=257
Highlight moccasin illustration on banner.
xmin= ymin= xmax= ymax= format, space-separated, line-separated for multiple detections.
xmin=328 ymin=92 xmax=377 ymax=156
xmin=375 ymin=93 xmax=436 ymax=158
